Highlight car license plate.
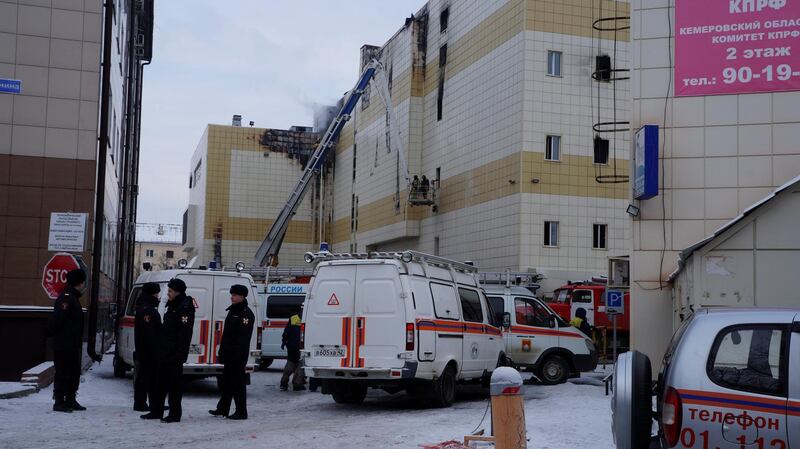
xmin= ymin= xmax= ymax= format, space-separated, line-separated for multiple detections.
xmin=314 ymin=347 xmax=345 ymax=358
xmin=189 ymin=344 xmax=203 ymax=355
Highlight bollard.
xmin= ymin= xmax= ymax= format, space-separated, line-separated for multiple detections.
xmin=490 ymin=367 xmax=526 ymax=449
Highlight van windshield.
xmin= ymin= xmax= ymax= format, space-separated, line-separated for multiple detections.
xmin=267 ymin=295 xmax=304 ymax=319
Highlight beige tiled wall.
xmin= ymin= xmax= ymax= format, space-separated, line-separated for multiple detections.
xmin=630 ymin=0 xmax=800 ymax=365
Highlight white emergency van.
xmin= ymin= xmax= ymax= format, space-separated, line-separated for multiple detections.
xmin=482 ymin=284 xmax=598 ymax=385
xmin=114 ymin=269 xmax=261 ymax=378
xmin=301 ymin=251 xmax=506 ymax=407
xmin=257 ymin=283 xmax=308 ymax=368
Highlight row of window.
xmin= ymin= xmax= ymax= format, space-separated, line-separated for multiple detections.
xmin=144 ymin=249 xmax=174 ymax=259
xmin=545 ymin=135 xmax=610 ymax=164
xmin=543 ymin=222 xmax=608 ymax=249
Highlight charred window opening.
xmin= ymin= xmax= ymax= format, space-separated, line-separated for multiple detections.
xmin=440 ymin=7 xmax=449 ymax=33
xmin=593 ymin=136 xmax=609 ymax=164
xmin=361 ymin=84 xmax=371 ymax=111
xmin=437 ymin=44 xmax=447 ymax=121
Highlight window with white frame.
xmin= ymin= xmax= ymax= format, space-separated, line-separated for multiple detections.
xmin=545 ymin=135 xmax=561 ymax=161
xmin=593 ymin=224 xmax=608 ymax=249
xmin=145 ymin=249 xmax=154 ymax=257
xmin=547 ymin=50 xmax=562 ymax=77
xmin=544 ymin=221 xmax=559 ymax=247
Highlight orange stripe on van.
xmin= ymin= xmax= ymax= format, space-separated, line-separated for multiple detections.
xmin=341 ymin=317 xmax=351 ymax=367
xmin=356 ymin=317 xmax=366 ymax=368
xmin=213 ymin=321 xmax=223 ymax=364
xmin=120 ymin=316 xmax=135 ymax=328
xmin=198 ymin=320 xmax=206 ymax=364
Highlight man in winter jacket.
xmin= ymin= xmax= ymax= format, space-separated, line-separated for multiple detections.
xmin=209 ymin=284 xmax=255 ymax=420
xmin=51 ymin=269 xmax=87 ymax=413
xmin=141 ymin=278 xmax=194 ymax=422
xmin=280 ymin=313 xmax=306 ymax=391
xmin=133 ymin=282 xmax=162 ymax=412
xmin=569 ymin=307 xmax=593 ymax=338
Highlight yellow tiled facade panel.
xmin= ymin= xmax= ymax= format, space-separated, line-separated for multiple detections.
xmin=330 ymin=150 xmax=629 ymax=245
xmin=202 ymin=125 xmax=314 ymax=245
xmin=526 ymin=0 xmax=630 ymax=41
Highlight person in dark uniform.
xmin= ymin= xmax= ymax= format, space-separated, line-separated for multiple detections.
xmin=50 ymin=268 xmax=87 ymax=413
xmin=141 ymin=278 xmax=194 ymax=423
xmin=133 ymin=282 xmax=162 ymax=412
xmin=209 ymin=284 xmax=255 ymax=420
xmin=420 ymin=175 xmax=430 ymax=199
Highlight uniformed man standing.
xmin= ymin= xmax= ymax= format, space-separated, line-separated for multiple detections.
xmin=209 ymin=284 xmax=255 ymax=420
xmin=133 ymin=282 xmax=162 ymax=412
xmin=141 ymin=278 xmax=194 ymax=423
xmin=50 ymin=268 xmax=87 ymax=413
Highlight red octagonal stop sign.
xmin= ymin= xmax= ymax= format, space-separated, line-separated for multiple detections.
xmin=42 ymin=253 xmax=81 ymax=299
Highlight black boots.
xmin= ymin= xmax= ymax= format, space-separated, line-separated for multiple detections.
xmin=227 ymin=412 xmax=247 ymax=420
xmin=208 ymin=409 xmax=227 ymax=417
xmin=133 ymin=403 xmax=150 ymax=412
xmin=54 ymin=393 xmax=85 ymax=412
xmin=53 ymin=395 xmax=72 ymax=413
xmin=65 ymin=394 xmax=86 ymax=411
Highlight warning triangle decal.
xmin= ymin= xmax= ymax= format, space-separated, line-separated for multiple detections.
xmin=327 ymin=293 xmax=340 ymax=306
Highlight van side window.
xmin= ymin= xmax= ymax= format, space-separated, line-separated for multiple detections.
xmin=458 ymin=288 xmax=483 ymax=323
xmin=487 ymin=296 xmax=505 ymax=326
xmin=707 ymin=325 xmax=788 ymax=397
xmin=514 ymin=297 xmax=552 ymax=328
xmin=555 ymin=290 xmax=569 ymax=303
xmin=430 ymin=282 xmax=460 ymax=320
xmin=267 ymin=295 xmax=304 ymax=319
xmin=125 ymin=287 xmax=142 ymax=316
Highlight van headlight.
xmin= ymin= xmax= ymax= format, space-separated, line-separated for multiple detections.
xmin=585 ymin=339 xmax=596 ymax=353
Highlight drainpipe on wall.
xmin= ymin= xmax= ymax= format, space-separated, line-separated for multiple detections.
xmin=87 ymin=0 xmax=114 ymax=362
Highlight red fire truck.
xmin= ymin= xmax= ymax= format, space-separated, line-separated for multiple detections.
xmin=546 ymin=279 xmax=630 ymax=354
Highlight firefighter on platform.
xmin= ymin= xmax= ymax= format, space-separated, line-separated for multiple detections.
xmin=280 ymin=312 xmax=306 ymax=391
xmin=50 ymin=268 xmax=87 ymax=413
xmin=141 ymin=278 xmax=194 ymax=423
xmin=209 ymin=284 xmax=255 ymax=420
xmin=133 ymin=282 xmax=162 ymax=412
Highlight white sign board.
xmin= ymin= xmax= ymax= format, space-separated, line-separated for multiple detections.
xmin=48 ymin=212 xmax=88 ymax=252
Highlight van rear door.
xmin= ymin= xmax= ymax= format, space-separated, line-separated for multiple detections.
xmin=353 ymin=264 xmax=405 ymax=369
xmin=305 ymin=265 xmax=356 ymax=368
xmin=176 ymin=274 xmax=212 ymax=364
xmin=209 ymin=276 xmax=258 ymax=366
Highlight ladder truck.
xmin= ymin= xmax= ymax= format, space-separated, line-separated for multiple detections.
xmin=253 ymin=58 xmax=432 ymax=267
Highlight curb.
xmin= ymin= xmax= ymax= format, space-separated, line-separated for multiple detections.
xmin=0 ymin=385 xmax=40 ymax=399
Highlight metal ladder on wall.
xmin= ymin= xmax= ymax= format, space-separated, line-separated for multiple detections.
xmin=253 ymin=60 xmax=381 ymax=267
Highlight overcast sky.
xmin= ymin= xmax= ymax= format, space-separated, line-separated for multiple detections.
xmin=137 ymin=0 xmax=426 ymax=225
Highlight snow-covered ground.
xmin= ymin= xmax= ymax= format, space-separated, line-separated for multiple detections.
xmin=0 ymin=356 xmax=615 ymax=449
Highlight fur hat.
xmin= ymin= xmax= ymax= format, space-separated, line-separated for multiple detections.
xmin=229 ymin=284 xmax=248 ymax=297
xmin=142 ymin=282 xmax=161 ymax=295
xmin=167 ymin=278 xmax=187 ymax=293
xmin=66 ymin=269 xmax=86 ymax=287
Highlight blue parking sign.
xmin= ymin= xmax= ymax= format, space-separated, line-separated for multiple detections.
xmin=606 ymin=290 xmax=624 ymax=314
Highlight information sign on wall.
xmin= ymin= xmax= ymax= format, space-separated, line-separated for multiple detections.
xmin=634 ymin=125 xmax=659 ymax=200
xmin=48 ymin=212 xmax=88 ymax=252
xmin=676 ymin=0 xmax=800 ymax=96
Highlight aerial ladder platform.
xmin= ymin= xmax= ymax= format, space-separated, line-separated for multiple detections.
xmin=254 ymin=58 xmax=436 ymax=267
